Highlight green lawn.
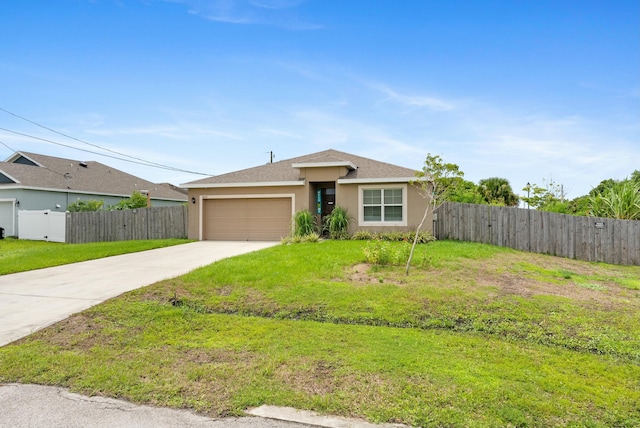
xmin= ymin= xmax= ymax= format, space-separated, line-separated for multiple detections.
xmin=0 ymin=238 xmax=190 ymax=275
xmin=1 ymin=240 xmax=639 ymax=427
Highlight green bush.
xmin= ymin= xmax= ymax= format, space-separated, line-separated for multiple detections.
xmin=363 ymin=240 xmax=392 ymax=265
xmin=363 ymin=240 xmax=415 ymax=265
xmin=351 ymin=230 xmax=375 ymax=240
xmin=67 ymin=199 xmax=104 ymax=212
xmin=293 ymin=209 xmax=317 ymax=237
xmin=589 ymin=181 xmax=640 ymax=220
xmin=281 ymin=232 xmax=321 ymax=245
xmin=323 ymin=206 xmax=352 ymax=240
xmin=352 ymin=230 xmax=435 ymax=244
xmin=108 ymin=191 xmax=148 ymax=211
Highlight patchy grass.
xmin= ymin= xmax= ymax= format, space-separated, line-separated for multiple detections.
xmin=0 ymin=238 xmax=190 ymax=275
xmin=1 ymin=240 xmax=639 ymax=427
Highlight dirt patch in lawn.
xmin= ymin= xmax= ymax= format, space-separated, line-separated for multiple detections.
xmin=25 ymin=312 xmax=115 ymax=351
xmin=346 ymin=263 xmax=408 ymax=286
xmin=347 ymin=263 xmax=379 ymax=284
xmin=463 ymin=252 xmax=638 ymax=309
xmin=275 ymin=358 xmax=339 ymax=396
xmin=345 ymin=252 xmax=639 ymax=311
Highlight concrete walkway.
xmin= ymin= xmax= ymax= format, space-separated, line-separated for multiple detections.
xmin=0 ymin=241 xmax=277 ymax=347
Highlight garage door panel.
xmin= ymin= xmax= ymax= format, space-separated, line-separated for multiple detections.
xmin=204 ymin=198 xmax=291 ymax=241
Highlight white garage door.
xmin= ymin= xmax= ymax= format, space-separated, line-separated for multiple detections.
xmin=203 ymin=198 xmax=292 ymax=241
xmin=0 ymin=201 xmax=15 ymax=237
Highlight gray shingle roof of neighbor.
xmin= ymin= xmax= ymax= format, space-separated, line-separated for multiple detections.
xmin=182 ymin=149 xmax=418 ymax=187
xmin=0 ymin=151 xmax=187 ymax=200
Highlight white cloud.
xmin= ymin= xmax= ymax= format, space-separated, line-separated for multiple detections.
xmin=369 ymin=84 xmax=456 ymax=112
xmin=157 ymin=0 xmax=321 ymax=29
xmin=249 ymin=0 xmax=304 ymax=10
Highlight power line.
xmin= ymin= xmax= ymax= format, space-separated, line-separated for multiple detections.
xmin=0 ymin=139 xmax=17 ymax=153
xmin=0 ymin=127 xmax=212 ymax=176
xmin=0 ymin=107 xmax=213 ymax=176
xmin=0 ymin=106 xmax=178 ymax=170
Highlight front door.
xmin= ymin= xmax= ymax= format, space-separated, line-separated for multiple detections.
xmin=321 ymin=187 xmax=336 ymax=218
xmin=320 ymin=187 xmax=336 ymax=237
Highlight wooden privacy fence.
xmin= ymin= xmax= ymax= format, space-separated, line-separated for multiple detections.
xmin=434 ymin=202 xmax=640 ymax=266
xmin=66 ymin=205 xmax=188 ymax=244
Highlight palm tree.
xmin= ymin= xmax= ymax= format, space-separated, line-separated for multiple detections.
xmin=478 ymin=177 xmax=519 ymax=206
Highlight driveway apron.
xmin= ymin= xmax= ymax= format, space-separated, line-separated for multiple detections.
xmin=0 ymin=241 xmax=277 ymax=347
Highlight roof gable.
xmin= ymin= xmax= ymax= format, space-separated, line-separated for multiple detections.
xmin=11 ymin=154 xmax=39 ymax=166
xmin=0 ymin=171 xmax=16 ymax=184
xmin=182 ymin=149 xmax=417 ymax=188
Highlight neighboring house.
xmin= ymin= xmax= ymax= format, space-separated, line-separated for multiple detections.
xmin=181 ymin=149 xmax=429 ymax=241
xmin=0 ymin=151 xmax=187 ymax=237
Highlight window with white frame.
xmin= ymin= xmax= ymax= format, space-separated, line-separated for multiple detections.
xmin=359 ymin=185 xmax=407 ymax=225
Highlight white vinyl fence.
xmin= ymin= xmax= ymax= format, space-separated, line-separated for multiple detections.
xmin=18 ymin=210 xmax=66 ymax=243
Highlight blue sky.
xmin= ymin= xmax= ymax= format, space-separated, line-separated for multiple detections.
xmin=1 ymin=0 xmax=638 ymax=199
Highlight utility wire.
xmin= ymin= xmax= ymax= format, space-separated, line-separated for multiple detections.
xmin=0 ymin=107 xmax=213 ymax=176
xmin=0 ymin=139 xmax=17 ymax=153
xmin=0 ymin=127 xmax=212 ymax=176
xmin=0 ymin=106 xmax=181 ymax=170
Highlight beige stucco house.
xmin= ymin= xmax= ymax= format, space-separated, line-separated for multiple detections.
xmin=181 ymin=149 xmax=429 ymax=241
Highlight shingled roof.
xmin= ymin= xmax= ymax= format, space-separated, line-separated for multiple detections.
xmin=0 ymin=151 xmax=187 ymax=200
xmin=182 ymin=149 xmax=417 ymax=187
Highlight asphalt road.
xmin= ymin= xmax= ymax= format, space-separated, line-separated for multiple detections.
xmin=0 ymin=383 xmax=313 ymax=428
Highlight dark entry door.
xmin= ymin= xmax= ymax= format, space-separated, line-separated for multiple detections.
xmin=321 ymin=188 xmax=335 ymax=218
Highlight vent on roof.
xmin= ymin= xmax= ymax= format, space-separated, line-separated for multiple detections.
xmin=12 ymin=155 xmax=38 ymax=166
xmin=0 ymin=172 xmax=15 ymax=183
xmin=79 ymin=162 xmax=88 ymax=168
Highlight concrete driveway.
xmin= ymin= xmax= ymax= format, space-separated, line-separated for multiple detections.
xmin=0 ymin=241 xmax=277 ymax=347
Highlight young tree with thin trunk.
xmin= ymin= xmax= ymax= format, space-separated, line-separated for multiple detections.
xmin=405 ymin=154 xmax=464 ymax=275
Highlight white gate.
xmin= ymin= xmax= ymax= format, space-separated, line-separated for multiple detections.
xmin=18 ymin=210 xmax=66 ymax=243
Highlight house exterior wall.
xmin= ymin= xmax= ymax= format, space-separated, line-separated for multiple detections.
xmin=337 ymin=182 xmax=430 ymax=235
xmin=299 ymin=166 xmax=348 ymax=182
xmin=0 ymin=189 xmax=65 ymax=236
xmin=0 ymin=188 xmax=185 ymax=236
xmin=186 ymin=185 xmax=307 ymax=240
xmin=187 ymin=180 xmax=431 ymax=241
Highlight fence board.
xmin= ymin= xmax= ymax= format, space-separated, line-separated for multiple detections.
xmin=66 ymin=205 xmax=187 ymax=244
xmin=435 ymin=202 xmax=639 ymax=266
xmin=630 ymin=221 xmax=640 ymax=266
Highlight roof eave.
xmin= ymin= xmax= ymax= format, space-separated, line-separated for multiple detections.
xmin=0 ymin=184 xmax=187 ymax=201
xmin=292 ymin=161 xmax=357 ymax=170
xmin=337 ymin=177 xmax=417 ymax=184
xmin=181 ymin=180 xmax=306 ymax=189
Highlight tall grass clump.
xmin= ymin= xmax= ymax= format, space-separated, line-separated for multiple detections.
xmin=324 ymin=206 xmax=352 ymax=240
xmin=281 ymin=209 xmax=321 ymax=244
xmin=590 ymin=181 xmax=640 ymax=220
xmin=293 ymin=209 xmax=317 ymax=236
